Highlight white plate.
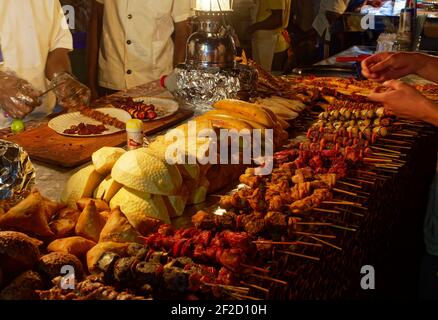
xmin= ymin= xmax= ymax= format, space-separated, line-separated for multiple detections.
xmin=132 ymin=97 xmax=179 ymax=121
xmin=48 ymin=108 xmax=132 ymax=137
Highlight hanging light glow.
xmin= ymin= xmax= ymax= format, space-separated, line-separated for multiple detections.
xmin=194 ymin=0 xmax=233 ymax=12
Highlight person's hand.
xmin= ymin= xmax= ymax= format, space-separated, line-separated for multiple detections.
xmin=368 ymin=80 xmax=434 ymax=121
xmin=89 ymin=84 xmax=100 ymax=102
xmin=0 ymin=71 xmax=41 ymax=119
xmin=361 ymin=52 xmax=421 ymax=82
xmin=51 ymin=72 xmax=91 ymax=109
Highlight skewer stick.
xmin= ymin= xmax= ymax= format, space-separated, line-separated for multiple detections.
xmin=400 ymin=129 xmax=418 ymax=135
xmin=338 ymin=181 xmax=362 ymax=189
xmin=329 ymin=224 xmax=357 ymax=232
xmin=203 ymin=283 xmax=249 ymax=294
xmin=378 ymin=138 xmax=411 ymax=145
xmin=333 ymin=188 xmax=358 ymax=197
xmin=295 ymin=231 xmax=336 ymax=239
xmin=253 ymin=240 xmax=321 ymax=247
xmin=249 ymin=274 xmax=288 ymax=286
xmin=253 ymin=240 xmax=299 ymax=246
xmin=296 ymin=241 xmax=323 ymax=247
xmin=240 ymin=281 xmax=270 ymax=294
xmin=296 ymin=222 xmax=332 ymax=226
xmin=373 ymin=167 xmax=398 ymax=174
xmin=309 ymin=236 xmax=342 ymax=251
xmin=375 ymin=143 xmax=411 ymax=150
xmin=241 ymin=264 xmax=271 ymax=274
xmin=229 ymin=293 xmax=263 ymax=301
xmin=364 ymin=157 xmax=393 ymax=163
xmin=374 ymin=163 xmax=402 ymax=169
xmin=313 ymin=207 xmax=341 ymax=214
xmin=276 ymin=250 xmax=320 ymax=261
xmin=334 ymin=207 xmax=365 ymax=217
xmin=390 ymin=133 xmax=415 ymax=138
xmin=354 ymin=169 xmax=377 ymax=175
xmin=370 ymin=146 xmax=402 ymax=154
xmin=323 ymin=201 xmax=362 ymax=206
xmin=346 ymin=177 xmax=375 ymax=185
xmin=372 ymin=152 xmax=401 ymax=159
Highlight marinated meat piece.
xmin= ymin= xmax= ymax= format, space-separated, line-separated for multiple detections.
xmin=221 ymin=231 xmax=250 ymax=250
xmin=191 ymin=211 xmax=215 ymax=230
xmin=127 ymin=243 xmax=149 ymax=260
xmin=134 ymin=262 xmax=163 ymax=286
xmin=77 ymin=106 xmax=125 ymax=129
xmin=243 ymin=218 xmax=266 ymax=236
xmin=113 ymin=257 xmax=137 ymax=284
xmin=157 ymin=224 xmax=175 ymax=236
xmin=215 ymin=211 xmax=236 ymax=230
xmin=109 ymin=97 xmax=157 ymax=120
xmin=162 ymin=267 xmax=190 ymax=293
xmin=218 ymin=248 xmax=245 ymax=271
xmin=38 ymin=275 xmax=146 ymax=300
xmin=193 ymin=230 xmax=212 ymax=247
xmin=172 ymin=257 xmax=194 ymax=268
xmin=217 ymin=267 xmax=235 ymax=285
xmin=0 ymin=270 xmax=44 ymax=300
xmin=63 ymin=123 xmax=108 ymax=135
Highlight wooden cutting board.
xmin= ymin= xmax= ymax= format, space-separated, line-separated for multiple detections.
xmin=5 ymin=106 xmax=193 ymax=168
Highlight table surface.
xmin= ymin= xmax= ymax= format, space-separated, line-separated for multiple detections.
xmin=5 ymin=81 xmax=198 ymax=201
xmin=356 ymin=0 xmax=438 ymax=18
xmin=7 ymin=48 xmax=436 ymax=201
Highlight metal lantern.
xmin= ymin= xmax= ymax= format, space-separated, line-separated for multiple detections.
xmin=186 ymin=0 xmax=236 ymax=69
xmin=164 ymin=0 xmax=257 ymax=110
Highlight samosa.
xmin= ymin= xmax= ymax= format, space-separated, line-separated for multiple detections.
xmin=75 ymin=200 xmax=106 ymax=242
xmin=99 ymin=207 xmax=142 ymax=244
xmin=0 ymin=190 xmax=63 ymax=237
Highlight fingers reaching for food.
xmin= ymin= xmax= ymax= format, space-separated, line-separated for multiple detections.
xmin=51 ymin=72 xmax=91 ymax=109
xmin=0 ymin=71 xmax=41 ymax=119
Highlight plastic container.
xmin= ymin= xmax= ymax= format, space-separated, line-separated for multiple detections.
xmin=126 ymin=119 xmax=144 ymax=150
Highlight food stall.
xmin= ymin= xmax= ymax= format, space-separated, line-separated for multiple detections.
xmin=1 ymin=1 xmax=438 ymax=302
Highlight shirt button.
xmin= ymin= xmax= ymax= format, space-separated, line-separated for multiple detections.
xmin=127 ymin=70 xmax=132 ymax=75
xmin=127 ymin=40 xmax=132 ymax=45
xmin=128 ymin=14 xmax=132 ymax=19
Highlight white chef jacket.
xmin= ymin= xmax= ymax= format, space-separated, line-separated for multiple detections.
xmin=0 ymin=0 xmax=73 ymax=128
xmin=96 ymin=0 xmax=192 ymax=90
xmin=313 ymin=0 xmax=350 ymax=41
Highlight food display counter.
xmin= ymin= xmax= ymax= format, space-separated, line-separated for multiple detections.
xmin=1 ymin=54 xmax=438 ymax=301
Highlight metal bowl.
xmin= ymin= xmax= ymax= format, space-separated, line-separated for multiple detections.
xmin=186 ymin=30 xmax=236 ymax=69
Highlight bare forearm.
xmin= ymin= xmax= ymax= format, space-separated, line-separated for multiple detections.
xmin=416 ymin=53 xmax=438 ymax=83
xmin=249 ymin=10 xmax=283 ymax=33
xmin=174 ymin=20 xmax=190 ymax=66
xmin=87 ymin=1 xmax=103 ymax=88
xmin=45 ymin=48 xmax=72 ymax=80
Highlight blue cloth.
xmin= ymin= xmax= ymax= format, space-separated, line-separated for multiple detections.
xmin=425 ymin=159 xmax=438 ymax=256
xmin=0 ymin=45 xmax=3 ymax=63
xmin=72 ymin=32 xmax=87 ymax=50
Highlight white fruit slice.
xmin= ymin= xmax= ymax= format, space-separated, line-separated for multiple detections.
xmin=92 ymin=147 xmax=126 ymax=175
xmin=61 ymin=165 xmax=105 ymax=208
xmin=111 ymin=148 xmax=182 ymax=195
xmin=110 ymin=187 xmax=171 ymax=228
xmin=93 ymin=175 xmax=123 ymax=203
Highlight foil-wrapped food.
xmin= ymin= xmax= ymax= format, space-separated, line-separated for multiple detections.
xmin=0 ymin=140 xmax=35 ymax=203
xmin=169 ymin=63 xmax=258 ymax=110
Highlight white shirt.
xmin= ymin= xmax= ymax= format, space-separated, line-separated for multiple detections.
xmin=97 ymin=0 xmax=192 ymax=90
xmin=0 ymin=0 xmax=73 ymax=128
xmin=313 ymin=0 xmax=350 ymax=41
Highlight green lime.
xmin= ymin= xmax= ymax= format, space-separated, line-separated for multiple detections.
xmin=11 ymin=119 xmax=25 ymax=134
